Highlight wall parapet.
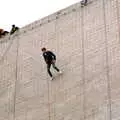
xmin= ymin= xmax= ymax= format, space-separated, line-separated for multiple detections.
xmin=0 ymin=1 xmax=87 ymax=41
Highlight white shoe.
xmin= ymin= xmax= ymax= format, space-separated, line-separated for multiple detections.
xmin=50 ymin=77 xmax=54 ymax=80
xmin=59 ymin=71 xmax=62 ymax=74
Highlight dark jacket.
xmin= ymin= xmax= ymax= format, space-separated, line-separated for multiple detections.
xmin=43 ymin=51 xmax=56 ymax=63
xmin=10 ymin=26 xmax=19 ymax=35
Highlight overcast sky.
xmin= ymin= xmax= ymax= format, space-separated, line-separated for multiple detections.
xmin=0 ymin=0 xmax=82 ymax=31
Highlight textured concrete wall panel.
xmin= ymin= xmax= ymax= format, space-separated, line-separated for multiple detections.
xmin=0 ymin=0 xmax=120 ymax=120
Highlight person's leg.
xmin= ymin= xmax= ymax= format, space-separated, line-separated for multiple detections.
xmin=85 ymin=0 xmax=87 ymax=4
xmin=47 ymin=63 xmax=53 ymax=77
xmin=52 ymin=62 xmax=60 ymax=72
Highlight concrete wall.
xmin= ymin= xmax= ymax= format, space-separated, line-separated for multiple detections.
xmin=0 ymin=0 xmax=120 ymax=120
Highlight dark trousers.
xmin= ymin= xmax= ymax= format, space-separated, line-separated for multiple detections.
xmin=47 ymin=62 xmax=60 ymax=77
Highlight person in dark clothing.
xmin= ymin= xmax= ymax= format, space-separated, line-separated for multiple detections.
xmin=10 ymin=24 xmax=19 ymax=35
xmin=0 ymin=29 xmax=9 ymax=38
xmin=2 ymin=31 xmax=9 ymax=35
xmin=41 ymin=47 xmax=62 ymax=80
xmin=81 ymin=0 xmax=88 ymax=6
xmin=0 ymin=29 xmax=4 ymax=38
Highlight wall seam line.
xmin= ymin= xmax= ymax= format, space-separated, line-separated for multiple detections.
xmin=81 ymin=6 xmax=86 ymax=120
xmin=102 ymin=0 xmax=112 ymax=120
xmin=13 ymin=34 xmax=20 ymax=120
xmin=116 ymin=0 xmax=120 ymax=43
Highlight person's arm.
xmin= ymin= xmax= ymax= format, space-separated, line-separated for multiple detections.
xmin=43 ymin=53 xmax=48 ymax=63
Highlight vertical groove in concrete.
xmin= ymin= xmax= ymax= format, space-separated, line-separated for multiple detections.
xmin=8 ymin=86 xmax=10 ymax=120
xmin=13 ymin=35 xmax=20 ymax=120
xmin=102 ymin=0 xmax=112 ymax=120
xmin=55 ymin=15 xmax=59 ymax=59
xmin=47 ymin=78 xmax=51 ymax=120
xmin=81 ymin=6 xmax=86 ymax=120
xmin=7 ymin=42 xmax=11 ymax=120
xmin=116 ymin=0 xmax=120 ymax=43
xmin=53 ymin=18 xmax=58 ymax=120
xmin=46 ymin=25 xmax=51 ymax=120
